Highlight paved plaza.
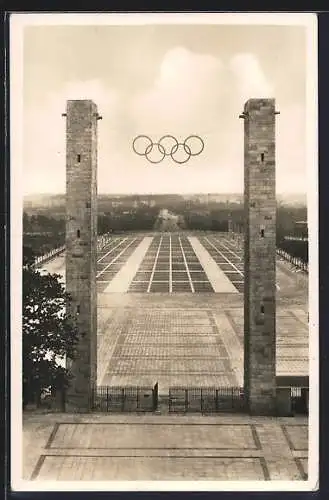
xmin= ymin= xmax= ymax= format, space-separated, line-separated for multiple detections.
xmin=24 ymin=413 xmax=308 ymax=481
xmin=32 ymin=231 xmax=310 ymax=482
xmin=97 ymin=299 xmax=308 ymax=388
xmin=44 ymin=232 xmax=308 ymax=298
xmin=42 ymin=232 xmax=309 ymax=389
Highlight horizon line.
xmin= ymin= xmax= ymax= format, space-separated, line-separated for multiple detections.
xmin=23 ymin=191 xmax=307 ymax=197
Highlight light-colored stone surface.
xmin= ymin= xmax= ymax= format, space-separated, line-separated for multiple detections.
xmin=213 ymin=312 xmax=244 ymax=385
xmin=282 ymin=424 xmax=308 ymax=451
xmin=34 ymin=456 xmax=266 ymax=481
xmin=98 ymin=307 xmax=238 ymax=389
xmin=49 ymin=422 xmax=257 ymax=449
xmin=23 ymin=413 xmax=308 ymax=481
xmin=188 ymin=236 xmax=238 ymax=293
xmin=104 ymin=237 xmax=153 ymax=292
xmin=97 ymin=303 xmax=308 ymax=389
xmin=41 ymin=233 xmax=308 ymax=301
xmin=225 ymin=307 xmax=309 ymax=377
xmin=29 ymin=231 xmax=310 ymax=482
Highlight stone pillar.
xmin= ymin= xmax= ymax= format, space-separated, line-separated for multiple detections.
xmin=241 ymin=98 xmax=278 ymax=415
xmin=65 ymin=100 xmax=100 ymax=412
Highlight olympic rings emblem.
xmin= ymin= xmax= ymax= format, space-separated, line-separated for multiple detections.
xmin=132 ymin=135 xmax=204 ymax=164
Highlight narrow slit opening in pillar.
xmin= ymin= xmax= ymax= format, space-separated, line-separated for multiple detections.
xmin=260 ymin=228 xmax=265 ymax=237
xmin=260 ymin=305 xmax=264 ymax=314
xmin=77 ymin=304 xmax=80 ymax=315
xmin=261 ymin=153 xmax=265 ymax=162
xmin=77 ymin=229 xmax=80 ymax=238
xmin=77 ymin=154 xmax=81 ymax=163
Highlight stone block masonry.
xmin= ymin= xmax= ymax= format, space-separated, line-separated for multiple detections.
xmin=65 ymin=100 xmax=99 ymax=412
xmin=242 ymin=98 xmax=278 ymax=415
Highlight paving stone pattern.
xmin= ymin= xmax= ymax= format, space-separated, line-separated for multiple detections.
xmin=43 ymin=232 xmax=308 ymax=298
xmin=32 ymin=232 xmax=310 ymax=482
xmin=200 ymin=236 xmax=245 ymax=293
xmin=128 ymin=234 xmax=214 ymax=293
xmin=24 ymin=414 xmax=308 ymax=481
xmin=98 ymin=303 xmax=308 ymax=388
xmin=224 ymin=308 xmax=309 ymax=380
xmin=96 ymin=237 xmax=143 ymax=292
xmin=100 ymin=308 xmax=238 ymax=388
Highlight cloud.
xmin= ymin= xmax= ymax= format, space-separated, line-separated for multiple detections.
xmin=129 ymin=48 xmax=278 ymax=175
xmin=131 ymin=47 xmax=224 ymax=136
xmin=23 ymin=51 xmax=306 ymax=195
xmin=229 ymin=53 xmax=274 ymax=104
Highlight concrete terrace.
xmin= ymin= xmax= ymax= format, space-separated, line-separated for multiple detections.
xmin=24 ymin=413 xmax=308 ymax=482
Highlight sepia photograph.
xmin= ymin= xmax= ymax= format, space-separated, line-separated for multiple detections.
xmin=10 ymin=12 xmax=318 ymax=491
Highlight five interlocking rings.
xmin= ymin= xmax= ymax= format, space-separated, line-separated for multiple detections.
xmin=132 ymin=135 xmax=204 ymax=164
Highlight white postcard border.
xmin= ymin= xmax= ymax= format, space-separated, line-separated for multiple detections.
xmin=10 ymin=12 xmax=318 ymax=492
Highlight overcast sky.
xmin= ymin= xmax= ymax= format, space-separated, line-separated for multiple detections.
xmin=22 ymin=22 xmax=309 ymax=195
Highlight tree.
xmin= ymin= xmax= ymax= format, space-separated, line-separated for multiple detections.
xmin=22 ymin=246 xmax=79 ymax=408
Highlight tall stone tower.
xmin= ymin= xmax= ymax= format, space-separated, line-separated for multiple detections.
xmin=65 ymin=100 xmax=100 ymax=412
xmin=241 ymin=98 xmax=278 ymax=415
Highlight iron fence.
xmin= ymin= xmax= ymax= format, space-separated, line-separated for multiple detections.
xmin=92 ymin=383 xmax=158 ymax=412
xmin=33 ymin=245 xmax=65 ymax=268
xmin=89 ymin=384 xmax=307 ymax=415
xmin=32 ymin=234 xmax=113 ymax=269
xmin=276 ymin=248 xmax=308 ymax=273
xmin=168 ymin=386 xmax=246 ymax=414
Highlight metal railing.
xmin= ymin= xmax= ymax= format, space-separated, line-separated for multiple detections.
xmin=31 ymin=233 xmax=113 ymax=268
xmin=33 ymin=245 xmax=65 ymax=268
xmin=227 ymin=232 xmax=308 ymax=274
xmin=168 ymin=386 xmax=246 ymax=413
xmin=284 ymin=235 xmax=308 ymax=242
xmin=91 ymin=383 xmax=158 ymax=412
xmin=276 ymin=248 xmax=308 ymax=273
